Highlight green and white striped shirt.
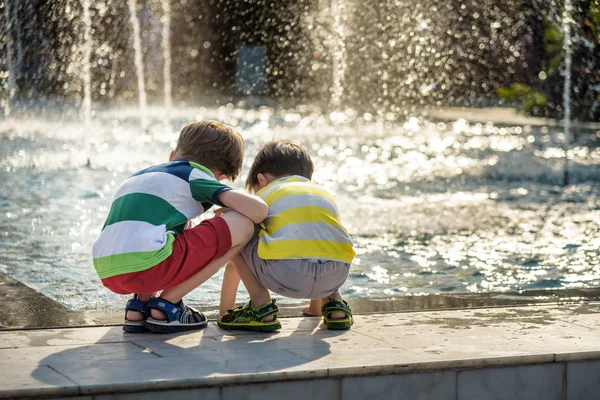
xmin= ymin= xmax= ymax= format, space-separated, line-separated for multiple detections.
xmin=92 ymin=159 xmax=231 ymax=279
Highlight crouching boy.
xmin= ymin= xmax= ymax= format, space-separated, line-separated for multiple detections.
xmin=218 ymin=140 xmax=355 ymax=331
xmin=92 ymin=121 xmax=267 ymax=333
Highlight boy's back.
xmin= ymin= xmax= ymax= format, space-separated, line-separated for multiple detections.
xmin=218 ymin=139 xmax=355 ymax=331
xmin=92 ymin=159 xmax=231 ymax=280
xmin=256 ymin=175 xmax=355 ymax=263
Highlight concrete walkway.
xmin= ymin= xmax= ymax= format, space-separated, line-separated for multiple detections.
xmin=1 ymin=303 xmax=599 ymax=399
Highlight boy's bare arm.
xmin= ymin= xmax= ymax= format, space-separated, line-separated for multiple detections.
xmin=218 ymin=190 xmax=268 ymax=224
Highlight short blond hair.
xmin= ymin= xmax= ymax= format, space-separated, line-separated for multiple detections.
xmin=174 ymin=120 xmax=244 ymax=180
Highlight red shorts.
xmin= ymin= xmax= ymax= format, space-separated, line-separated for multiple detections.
xmin=101 ymin=217 xmax=232 ymax=295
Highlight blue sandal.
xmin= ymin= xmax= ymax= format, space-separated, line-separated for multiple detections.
xmin=123 ymin=295 xmax=151 ymax=333
xmin=145 ymin=298 xmax=208 ymax=333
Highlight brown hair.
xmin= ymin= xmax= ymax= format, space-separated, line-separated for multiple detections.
xmin=246 ymin=140 xmax=314 ymax=190
xmin=174 ymin=120 xmax=244 ymax=180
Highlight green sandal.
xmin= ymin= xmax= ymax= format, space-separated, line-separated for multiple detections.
xmin=322 ymin=298 xmax=353 ymax=330
xmin=217 ymin=299 xmax=282 ymax=333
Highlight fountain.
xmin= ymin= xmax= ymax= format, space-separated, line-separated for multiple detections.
xmin=328 ymin=0 xmax=347 ymax=112
xmin=81 ymin=0 xmax=93 ymax=166
xmin=160 ymin=0 xmax=172 ymax=114
xmin=81 ymin=0 xmax=92 ymax=125
xmin=0 ymin=0 xmax=599 ymax=311
xmin=12 ymin=0 xmax=21 ymax=72
xmin=3 ymin=0 xmax=15 ymax=117
xmin=562 ymin=0 xmax=573 ymax=186
xmin=127 ymin=0 xmax=147 ymax=129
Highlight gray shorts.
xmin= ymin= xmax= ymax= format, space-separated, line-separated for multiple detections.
xmin=241 ymin=233 xmax=351 ymax=300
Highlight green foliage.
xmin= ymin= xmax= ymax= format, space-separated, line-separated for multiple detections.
xmin=497 ymin=83 xmax=548 ymax=113
xmin=589 ymin=1 xmax=600 ymax=39
xmin=499 ymin=1 xmax=600 ymax=121
xmin=543 ymin=17 xmax=564 ymax=75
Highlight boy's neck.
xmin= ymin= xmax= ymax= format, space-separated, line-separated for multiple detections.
xmin=170 ymin=157 xmax=225 ymax=181
xmin=264 ymin=173 xmax=292 ymax=185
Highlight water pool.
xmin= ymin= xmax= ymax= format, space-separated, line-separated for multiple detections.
xmin=1 ymin=105 xmax=599 ymax=310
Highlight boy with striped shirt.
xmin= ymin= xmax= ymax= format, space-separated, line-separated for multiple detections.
xmin=92 ymin=121 xmax=267 ymax=333
xmin=218 ymin=140 xmax=355 ymax=331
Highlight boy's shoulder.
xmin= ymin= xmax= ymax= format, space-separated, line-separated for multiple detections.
xmin=130 ymin=159 xmax=217 ymax=183
xmin=124 ymin=159 xmax=230 ymax=207
xmin=259 ymin=175 xmax=335 ymax=202
xmin=257 ymin=175 xmax=309 ymax=194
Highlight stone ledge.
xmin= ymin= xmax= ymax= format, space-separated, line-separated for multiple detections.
xmin=0 ymin=302 xmax=598 ymax=399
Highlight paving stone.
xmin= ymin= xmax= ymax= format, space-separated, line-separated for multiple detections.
xmin=566 ymin=360 xmax=600 ymax=400
xmin=222 ymin=379 xmax=338 ymax=400
xmin=94 ymin=388 xmax=219 ymax=400
xmin=341 ymin=371 xmax=456 ymax=400
xmin=0 ymin=364 xmax=79 ymax=398
xmin=0 ymin=304 xmax=598 ymax=399
xmin=0 ymin=324 xmax=230 ymax=349
xmin=51 ymin=350 xmax=327 ymax=395
xmin=133 ymin=328 xmax=388 ymax=358
xmin=457 ymin=363 xmax=564 ymax=400
xmin=0 ymin=341 xmax=158 ymax=367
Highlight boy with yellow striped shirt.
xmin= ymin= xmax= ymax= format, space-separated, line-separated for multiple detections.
xmin=217 ymin=140 xmax=355 ymax=331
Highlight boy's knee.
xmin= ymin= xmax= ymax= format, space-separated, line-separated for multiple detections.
xmin=220 ymin=211 xmax=255 ymax=247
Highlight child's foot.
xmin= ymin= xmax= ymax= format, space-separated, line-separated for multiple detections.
xmin=321 ymin=298 xmax=353 ymax=330
xmin=303 ymin=299 xmax=322 ymax=317
xmin=123 ymin=295 xmax=151 ymax=333
xmin=145 ymin=298 xmax=208 ymax=333
xmin=218 ymin=299 xmax=281 ymax=332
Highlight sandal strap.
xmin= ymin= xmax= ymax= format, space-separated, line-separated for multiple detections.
xmin=250 ymin=299 xmax=279 ymax=319
xmin=223 ymin=300 xmax=279 ymax=323
xmin=321 ymin=299 xmax=352 ymax=318
xmin=125 ymin=297 xmax=150 ymax=318
xmin=147 ymin=297 xmax=183 ymax=323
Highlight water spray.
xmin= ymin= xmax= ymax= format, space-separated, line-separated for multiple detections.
xmin=81 ymin=0 xmax=93 ymax=167
xmin=82 ymin=0 xmax=92 ymax=125
xmin=13 ymin=0 xmax=22 ymax=73
xmin=161 ymin=0 xmax=172 ymax=115
xmin=329 ymin=0 xmax=347 ymax=113
xmin=3 ymin=0 xmax=16 ymax=117
xmin=562 ymin=0 xmax=573 ymax=186
xmin=127 ymin=0 xmax=148 ymax=132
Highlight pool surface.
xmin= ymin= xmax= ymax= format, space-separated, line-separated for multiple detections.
xmin=1 ymin=105 xmax=599 ymax=309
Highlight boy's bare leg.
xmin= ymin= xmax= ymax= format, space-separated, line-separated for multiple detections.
xmin=151 ymin=211 xmax=254 ymax=320
xmin=125 ymin=292 xmax=157 ymax=321
xmin=303 ymin=299 xmax=322 ymax=316
xmin=228 ymin=253 xmax=275 ymax=321
xmin=220 ymin=262 xmax=241 ymax=315
xmin=322 ymin=290 xmax=346 ymax=320
xmin=230 ymin=254 xmax=271 ymax=305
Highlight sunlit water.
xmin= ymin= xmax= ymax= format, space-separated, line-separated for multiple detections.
xmin=1 ymin=105 xmax=599 ymax=310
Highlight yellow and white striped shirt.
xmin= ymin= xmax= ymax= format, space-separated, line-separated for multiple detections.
xmin=256 ymin=175 xmax=355 ymax=263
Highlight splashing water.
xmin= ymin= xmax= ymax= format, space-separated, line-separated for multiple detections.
xmin=329 ymin=0 xmax=347 ymax=111
xmin=12 ymin=0 xmax=22 ymax=74
xmin=3 ymin=0 xmax=15 ymax=117
xmin=161 ymin=0 xmax=172 ymax=113
xmin=127 ymin=0 xmax=147 ymax=128
xmin=562 ymin=0 xmax=573 ymax=186
xmin=0 ymin=1 xmax=599 ymax=311
xmin=81 ymin=0 xmax=93 ymax=126
xmin=1 ymin=106 xmax=598 ymax=310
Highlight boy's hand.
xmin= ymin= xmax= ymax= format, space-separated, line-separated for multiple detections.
xmin=214 ymin=207 xmax=232 ymax=216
